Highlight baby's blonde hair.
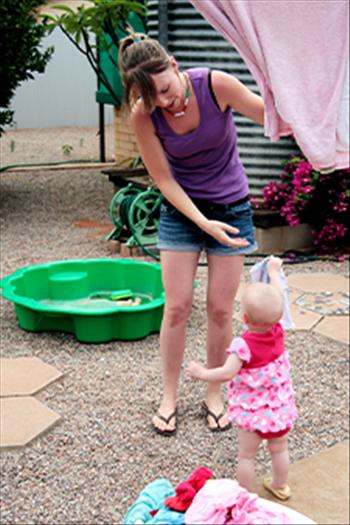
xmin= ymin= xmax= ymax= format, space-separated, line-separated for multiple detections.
xmin=241 ymin=282 xmax=284 ymax=327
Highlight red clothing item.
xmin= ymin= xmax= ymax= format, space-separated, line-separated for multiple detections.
xmin=164 ymin=466 xmax=214 ymax=512
xmin=256 ymin=427 xmax=290 ymax=439
xmin=241 ymin=322 xmax=285 ymax=369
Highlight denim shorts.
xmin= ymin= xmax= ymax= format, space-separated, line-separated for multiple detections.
xmin=157 ymin=197 xmax=257 ymax=256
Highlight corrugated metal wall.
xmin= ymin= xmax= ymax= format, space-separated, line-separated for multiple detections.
xmin=147 ymin=0 xmax=300 ymax=196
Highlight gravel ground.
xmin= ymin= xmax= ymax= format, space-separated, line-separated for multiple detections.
xmin=0 ymin=125 xmax=115 ymax=167
xmin=0 ymin=168 xmax=349 ymax=525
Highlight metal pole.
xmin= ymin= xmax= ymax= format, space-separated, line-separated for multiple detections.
xmin=158 ymin=0 xmax=168 ymax=50
xmin=96 ymin=36 xmax=106 ymax=162
xmin=99 ymin=103 xmax=106 ymax=162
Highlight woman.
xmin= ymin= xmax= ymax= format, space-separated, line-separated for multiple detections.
xmin=119 ymin=34 xmax=264 ymax=435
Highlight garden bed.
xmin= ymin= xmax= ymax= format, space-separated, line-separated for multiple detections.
xmin=102 ymin=166 xmax=150 ymax=189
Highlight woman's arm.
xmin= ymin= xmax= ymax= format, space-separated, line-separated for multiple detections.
xmin=211 ymin=70 xmax=264 ymax=125
xmin=130 ymin=104 xmax=249 ymax=248
xmin=186 ymin=353 xmax=242 ymax=383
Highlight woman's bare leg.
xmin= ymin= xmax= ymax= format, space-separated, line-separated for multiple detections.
xmin=205 ymin=254 xmax=244 ymax=429
xmin=153 ymin=250 xmax=199 ymax=432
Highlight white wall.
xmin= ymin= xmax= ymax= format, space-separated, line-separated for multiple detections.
xmin=8 ymin=27 xmax=114 ymax=129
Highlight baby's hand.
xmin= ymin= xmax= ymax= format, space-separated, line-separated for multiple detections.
xmin=186 ymin=361 xmax=206 ymax=380
xmin=267 ymin=255 xmax=283 ymax=275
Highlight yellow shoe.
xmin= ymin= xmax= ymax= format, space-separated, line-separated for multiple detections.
xmin=263 ymin=476 xmax=291 ymax=500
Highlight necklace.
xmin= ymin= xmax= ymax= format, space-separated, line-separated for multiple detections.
xmin=165 ymin=73 xmax=191 ymax=118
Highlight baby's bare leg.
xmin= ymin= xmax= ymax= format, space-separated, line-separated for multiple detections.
xmin=236 ymin=427 xmax=261 ymax=492
xmin=267 ymin=435 xmax=289 ymax=488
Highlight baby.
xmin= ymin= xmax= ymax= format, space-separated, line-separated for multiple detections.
xmin=186 ymin=256 xmax=298 ymax=500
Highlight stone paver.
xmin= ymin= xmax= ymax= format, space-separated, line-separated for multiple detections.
xmin=289 ymin=303 xmax=323 ymax=331
xmin=258 ymin=441 xmax=349 ymax=525
xmin=233 ymin=274 xmax=349 ymax=343
xmin=0 ymin=356 xmax=64 ymax=397
xmin=0 ymin=397 xmax=61 ymax=448
xmin=314 ymin=316 xmax=349 ymax=345
xmin=295 ymin=291 xmax=349 ymax=316
xmin=288 ymin=272 xmax=348 ymax=293
xmin=288 ymin=290 xmax=322 ymax=331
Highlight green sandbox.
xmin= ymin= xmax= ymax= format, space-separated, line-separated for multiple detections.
xmin=0 ymin=259 xmax=165 ymax=343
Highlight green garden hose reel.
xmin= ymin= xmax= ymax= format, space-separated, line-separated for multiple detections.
xmin=108 ymin=183 xmax=163 ymax=248
xmin=106 ymin=183 xmax=334 ymax=265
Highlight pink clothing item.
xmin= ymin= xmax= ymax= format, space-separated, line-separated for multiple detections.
xmin=226 ymin=330 xmax=298 ymax=435
xmin=185 ymin=479 xmax=292 ymax=524
xmin=190 ymin=0 xmax=349 ymax=171
xmin=337 ymin=58 xmax=350 ymax=155
xmin=241 ymin=322 xmax=285 ymax=369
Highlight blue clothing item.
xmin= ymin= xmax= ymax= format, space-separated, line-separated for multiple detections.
xmin=148 ymin=506 xmax=185 ymax=525
xmin=157 ymin=199 xmax=257 ymax=256
xmin=123 ymin=478 xmax=175 ymax=525
xmin=249 ymin=256 xmax=295 ymax=329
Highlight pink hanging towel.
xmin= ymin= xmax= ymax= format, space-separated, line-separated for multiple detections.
xmin=190 ymin=0 xmax=349 ymax=172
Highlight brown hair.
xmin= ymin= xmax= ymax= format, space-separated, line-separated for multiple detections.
xmin=118 ymin=33 xmax=170 ymax=111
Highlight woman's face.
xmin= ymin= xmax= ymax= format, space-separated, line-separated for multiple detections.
xmin=150 ymin=60 xmax=185 ymax=112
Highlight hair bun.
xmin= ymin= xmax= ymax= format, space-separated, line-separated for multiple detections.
xmin=119 ymin=31 xmax=147 ymax=53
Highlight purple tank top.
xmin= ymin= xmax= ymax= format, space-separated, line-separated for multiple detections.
xmin=150 ymin=68 xmax=249 ymax=204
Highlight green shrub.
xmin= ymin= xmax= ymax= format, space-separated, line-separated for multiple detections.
xmin=0 ymin=1 xmax=53 ymax=134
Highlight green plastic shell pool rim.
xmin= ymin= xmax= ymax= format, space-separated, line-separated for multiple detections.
xmin=0 ymin=259 xmax=165 ymax=343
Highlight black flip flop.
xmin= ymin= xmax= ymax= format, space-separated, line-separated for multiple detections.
xmin=153 ymin=410 xmax=177 ymax=436
xmin=202 ymin=402 xmax=231 ymax=432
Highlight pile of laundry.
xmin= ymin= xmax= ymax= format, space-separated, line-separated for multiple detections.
xmin=123 ymin=467 xmax=292 ymax=524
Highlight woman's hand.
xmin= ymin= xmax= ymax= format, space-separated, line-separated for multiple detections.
xmin=203 ymin=220 xmax=250 ymax=248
